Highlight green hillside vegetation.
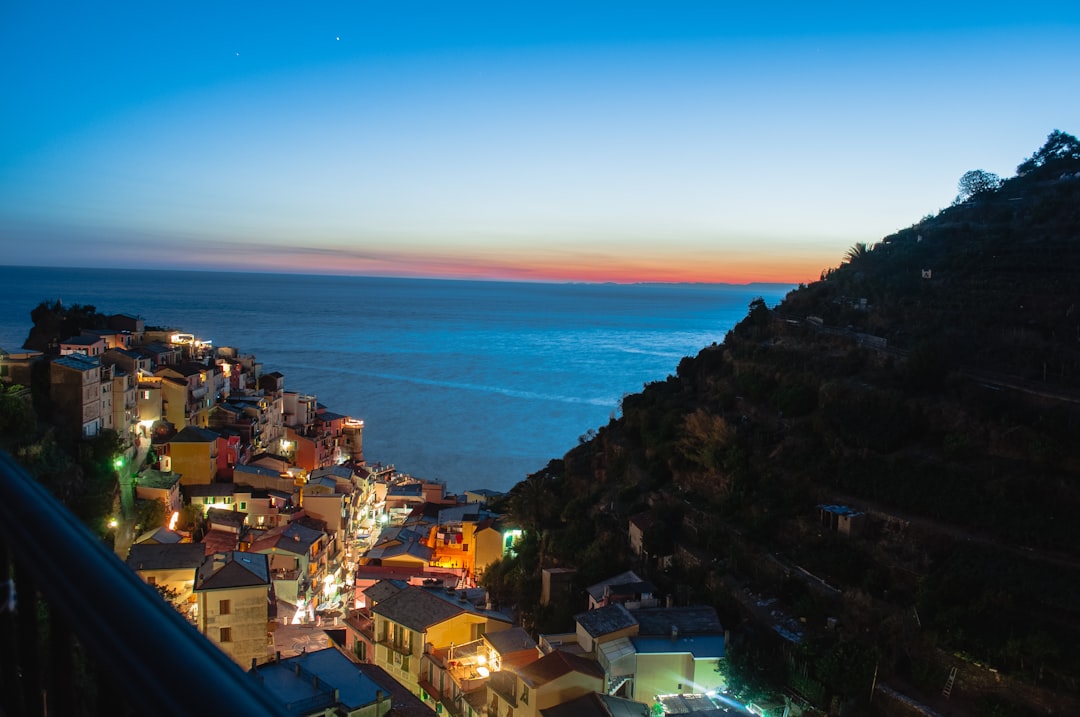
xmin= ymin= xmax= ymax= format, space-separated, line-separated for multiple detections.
xmin=485 ymin=131 xmax=1080 ymax=716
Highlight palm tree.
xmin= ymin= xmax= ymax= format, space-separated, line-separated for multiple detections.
xmin=845 ymin=242 xmax=869 ymax=264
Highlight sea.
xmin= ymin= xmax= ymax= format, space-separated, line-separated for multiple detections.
xmin=0 ymin=265 xmax=792 ymax=495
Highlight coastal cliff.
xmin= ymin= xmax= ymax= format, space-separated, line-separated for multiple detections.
xmin=487 ymin=131 xmax=1080 ymax=715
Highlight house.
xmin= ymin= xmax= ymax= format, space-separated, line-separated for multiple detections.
xmin=134 ymin=377 xmax=163 ymax=429
xmin=251 ymin=646 xmax=391 ymax=717
xmin=194 ymin=551 xmax=272 ymax=668
xmin=155 ymin=361 xmax=219 ymax=426
xmin=165 ymin=425 xmax=221 ymax=485
xmin=249 ymin=521 xmax=329 ymax=607
xmin=604 ymin=607 xmax=726 ymax=704
xmin=103 ymin=346 xmax=153 ymax=373
xmin=0 ymin=348 xmax=43 ymax=386
xmin=362 ymin=525 xmax=433 ymax=570
xmin=49 ymin=353 xmax=104 ymax=439
xmin=487 ymin=649 xmax=605 ymax=717
xmin=125 ymin=542 xmax=206 ymax=618
xmin=205 ymin=506 xmax=248 ymax=535
xmin=818 ymin=504 xmax=866 ymax=537
xmin=574 ymin=604 xmax=639 ymax=654
xmin=418 ymin=625 xmax=539 ymax=717
xmin=59 ymin=334 xmax=106 ymax=358
xmin=81 ymin=327 xmax=133 ymax=350
xmin=585 ymin=571 xmax=658 ymax=610
xmin=544 ymin=605 xmax=727 ymax=706
xmin=134 ymin=468 xmax=183 ymax=515
xmin=109 ymin=368 xmax=138 ymax=444
xmin=371 ymin=585 xmax=513 ymax=698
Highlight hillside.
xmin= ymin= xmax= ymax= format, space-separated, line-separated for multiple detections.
xmin=486 ymin=131 xmax=1080 ymax=716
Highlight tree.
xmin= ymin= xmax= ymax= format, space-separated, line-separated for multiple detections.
xmin=845 ymin=241 xmax=870 ymax=263
xmin=1016 ymin=129 xmax=1080 ymax=174
xmin=955 ymin=169 xmax=1002 ymax=204
xmin=136 ymin=498 xmax=168 ymax=533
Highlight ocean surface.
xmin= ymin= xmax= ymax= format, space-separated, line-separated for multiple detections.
xmin=0 ymin=266 xmax=792 ymax=494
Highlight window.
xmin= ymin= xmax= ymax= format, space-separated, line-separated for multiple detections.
xmin=401 ymin=655 xmax=410 ymax=672
xmin=521 ymin=686 xmax=528 ymax=705
xmin=147 ymin=576 xmax=157 ymax=585
xmin=239 ymin=502 xmax=247 ymax=510
xmin=220 ymin=627 xmax=232 ymax=643
xmin=219 ymin=599 xmax=231 ymax=615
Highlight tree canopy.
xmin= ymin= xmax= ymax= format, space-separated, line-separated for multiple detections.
xmin=955 ymin=169 xmax=1002 ymax=203
xmin=1016 ymin=129 xmax=1080 ymax=174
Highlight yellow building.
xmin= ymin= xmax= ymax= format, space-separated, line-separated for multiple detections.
xmin=194 ymin=552 xmax=272 ymax=668
xmin=488 ymin=650 xmax=605 ymax=717
xmin=371 ymin=585 xmax=512 ymax=697
xmin=166 ymin=425 xmax=220 ymax=486
xmin=125 ymin=543 xmax=206 ymax=618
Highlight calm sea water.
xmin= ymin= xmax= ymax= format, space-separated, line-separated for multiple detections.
xmin=0 ymin=266 xmax=792 ymax=494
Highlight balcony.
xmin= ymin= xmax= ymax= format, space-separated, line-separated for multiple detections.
xmin=0 ymin=449 xmax=291 ymax=717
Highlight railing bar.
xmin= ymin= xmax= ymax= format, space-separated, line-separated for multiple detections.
xmin=0 ymin=450 xmax=292 ymax=716
xmin=1 ymin=536 xmax=22 ymax=717
xmin=15 ymin=560 xmax=40 ymax=717
xmin=48 ymin=603 xmax=75 ymax=717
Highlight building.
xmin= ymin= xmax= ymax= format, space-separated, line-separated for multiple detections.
xmin=487 ymin=650 xmax=605 ymax=717
xmin=371 ymin=585 xmax=513 ymax=698
xmin=166 ymin=425 xmax=221 ymax=485
xmin=194 ymin=551 xmax=272 ymax=667
xmin=126 ymin=542 xmax=207 ymax=620
xmin=251 ymin=647 xmax=393 ymax=717
xmin=249 ymin=521 xmax=329 ymax=607
xmin=585 ymin=571 xmax=658 ymax=610
xmin=49 ymin=353 xmax=104 ymax=439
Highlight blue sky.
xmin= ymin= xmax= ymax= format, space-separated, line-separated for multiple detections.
xmin=2 ymin=2 xmax=1078 ymax=283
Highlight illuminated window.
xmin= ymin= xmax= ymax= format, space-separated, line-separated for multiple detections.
xmin=147 ymin=576 xmax=157 ymax=585
xmin=219 ymin=599 xmax=231 ymax=615
xmin=220 ymin=627 xmax=232 ymax=643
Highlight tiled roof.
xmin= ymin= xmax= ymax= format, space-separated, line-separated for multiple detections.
xmin=518 ymin=649 xmax=604 ymax=687
xmin=201 ymin=529 xmax=241 ymax=555
xmin=53 ymin=354 xmax=100 ymax=371
xmin=484 ymin=626 xmax=537 ymax=656
xmin=364 ymin=579 xmax=409 ymax=604
xmin=126 ymin=543 xmax=206 ymax=571
xmin=249 ymin=521 xmax=323 ymax=555
xmin=168 ymin=426 xmax=221 ymax=443
xmin=373 ymin=586 xmax=511 ymax=633
xmin=255 ymin=646 xmax=383 ymax=712
xmin=629 ymin=606 xmax=723 ymax=636
xmin=585 ymin=570 xmax=646 ymax=601
xmin=194 ymin=552 xmax=269 ymax=590
xmin=575 ymin=603 xmax=638 ymax=638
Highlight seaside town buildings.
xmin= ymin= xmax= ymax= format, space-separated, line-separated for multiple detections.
xmin=1 ymin=314 xmax=739 ymax=717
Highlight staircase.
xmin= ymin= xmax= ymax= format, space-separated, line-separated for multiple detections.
xmin=942 ymin=666 xmax=958 ymax=699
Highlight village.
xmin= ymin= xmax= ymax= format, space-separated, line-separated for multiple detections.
xmin=0 ymin=311 xmax=745 ymax=717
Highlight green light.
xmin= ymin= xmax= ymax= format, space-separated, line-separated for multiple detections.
xmin=113 ymin=456 xmax=124 ymax=469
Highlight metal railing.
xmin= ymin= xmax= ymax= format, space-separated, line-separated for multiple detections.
xmin=0 ymin=449 xmax=291 ymax=717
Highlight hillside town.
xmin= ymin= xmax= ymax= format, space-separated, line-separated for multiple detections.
xmin=0 ymin=311 xmax=747 ymax=717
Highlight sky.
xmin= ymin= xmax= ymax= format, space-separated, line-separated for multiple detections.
xmin=2 ymin=2 xmax=1078 ymax=284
